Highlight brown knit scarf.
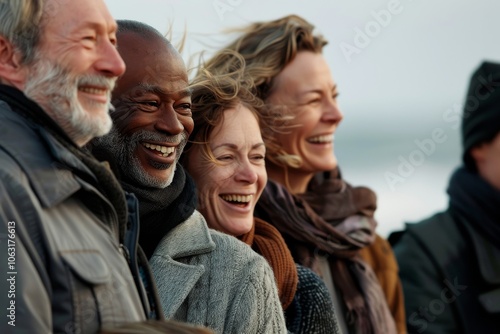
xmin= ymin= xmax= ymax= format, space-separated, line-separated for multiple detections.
xmin=255 ymin=169 xmax=396 ymax=334
xmin=239 ymin=218 xmax=298 ymax=310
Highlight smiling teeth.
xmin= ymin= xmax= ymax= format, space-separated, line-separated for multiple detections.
xmin=143 ymin=142 xmax=175 ymax=156
xmin=221 ymin=194 xmax=253 ymax=203
xmin=308 ymin=135 xmax=334 ymax=143
xmin=79 ymin=87 xmax=107 ymax=95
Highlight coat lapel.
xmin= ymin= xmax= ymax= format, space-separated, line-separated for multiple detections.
xmin=149 ymin=211 xmax=216 ymax=317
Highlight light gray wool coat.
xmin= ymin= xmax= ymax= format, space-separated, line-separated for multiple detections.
xmin=150 ymin=210 xmax=287 ymax=334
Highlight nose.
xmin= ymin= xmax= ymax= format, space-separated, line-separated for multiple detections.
xmin=234 ymin=159 xmax=258 ymax=184
xmin=155 ymin=105 xmax=184 ymax=135
xmin=322 ymin=98 xmax=343 ymax=123
xmin=95 ymin=38 xmax=126 ymax=78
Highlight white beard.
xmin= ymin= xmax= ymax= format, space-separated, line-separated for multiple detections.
xmin=24 ymin=57 xmax=116 ymax=146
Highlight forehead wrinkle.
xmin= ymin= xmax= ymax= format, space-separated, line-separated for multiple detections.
xmin=136 ymin=83 xmax=192 ymax=98
xmin=81 ymin=20 xmax=118 ymax=33
xmin=213 ymin=143 xmax=238 ymax=151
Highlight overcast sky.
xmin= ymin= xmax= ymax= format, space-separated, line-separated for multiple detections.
xmin=104 ymin=0 xmax=500 ymax=235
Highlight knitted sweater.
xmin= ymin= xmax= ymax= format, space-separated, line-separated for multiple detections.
xmin=286 ymin=265 xmax=342 ymax=334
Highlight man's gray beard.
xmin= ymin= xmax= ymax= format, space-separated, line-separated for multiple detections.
xmin=23 ymin=56 xmax=115 ymax=146
xmin=93 ymin=127 xmax=188 ymax=189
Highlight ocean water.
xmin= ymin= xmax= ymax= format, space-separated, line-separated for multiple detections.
xmin=335 ymin=117 xmax=462 ymax=238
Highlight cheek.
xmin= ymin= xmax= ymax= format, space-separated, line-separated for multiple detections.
xmin=112 ymin=109 xmax=145 ymax=135
xmin=181 ymin=116 xmax=194 ymax=136
xmin=275 ymin=128 xmax=301 ymax=152
xmin=256 ymin=167 xmax=268 ymax=197
xmin=294 ymin=109 xmax=320 ymax=133
xmin=194 ymin=166 xmax=226 ymax=199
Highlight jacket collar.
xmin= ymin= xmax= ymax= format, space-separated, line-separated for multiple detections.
xmin=149 ymin=211 xmax=215 ymax=317
xmin=0 ymin=101 xmax=89 ymax=207
xmin=153 ymin=210 xmax=215 ymax=258
xmin=465 ymin=222 xmax=500 ymax=285
xmin=461 ymin=221 xmax=500 ymax=313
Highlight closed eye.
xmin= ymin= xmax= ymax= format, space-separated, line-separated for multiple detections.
xmin=217 ymin=155 xmax=233 ymax=161
xmin=141 ymin=101 xmax=159 ymax=107
xmin=109 ymin=36 xmax=117 ymax=47
xmin=176 ymin=103 xmax=192 ymax=116
xmin=82 ymin=35 xmax=97 ymax=49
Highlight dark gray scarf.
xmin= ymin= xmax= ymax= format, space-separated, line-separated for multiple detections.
xmin=448 ymin=166 xmax=500 ymax=246
xmin=120 ymin=164 xmax=197 ymax=259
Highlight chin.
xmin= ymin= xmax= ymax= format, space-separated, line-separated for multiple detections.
xmin=320 ymin=157 xmax=338 ymax=171
xmin=229 ymin=220 xmax=253 ymax=237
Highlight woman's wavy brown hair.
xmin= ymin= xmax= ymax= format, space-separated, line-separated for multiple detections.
xmin=182 ymin=50 xmax=269 ymax=165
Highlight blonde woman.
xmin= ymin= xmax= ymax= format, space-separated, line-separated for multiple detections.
xmin=205 ymin=15 xmax=405 ymax=334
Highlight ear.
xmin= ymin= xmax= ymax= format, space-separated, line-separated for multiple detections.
xmin=0 ymin=35 xmax=26 ymax=87
xmin=470 ymin=142 xmax=487 ymax=164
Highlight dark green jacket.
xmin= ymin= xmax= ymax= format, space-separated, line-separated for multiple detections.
xmin=393 ymin=211 xmax=500 ymax=334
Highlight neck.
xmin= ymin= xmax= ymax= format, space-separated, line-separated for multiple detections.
xmin=266 ymin=162 xmax=314 ymax=195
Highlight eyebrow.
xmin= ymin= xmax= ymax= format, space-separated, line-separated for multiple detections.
xmin=298 ymin=84 xmax=338 ymax=96
xmin=137 ymin=83 xmax=193 ymax=98
xmin=212 ymin=142 xmax=265 ymax=150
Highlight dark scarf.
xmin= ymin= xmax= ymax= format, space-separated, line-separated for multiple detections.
xmin=120 ymin=164 xmax=197 ymax=259
xmin=255 ymin=169 xmax=396 ymax=334
xmin=448 ymin=167 xmax=500 ymax=246
xmin=0 ymin=85 xmax=127 ymax=240
xmin=239 ymin=218 xmax=298 ymax=310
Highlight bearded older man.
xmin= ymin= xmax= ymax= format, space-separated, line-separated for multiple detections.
xmin=0 ymin=0 xmax=163 ymax=332
xmin=91 ymin=20 xmax=287 ymax=334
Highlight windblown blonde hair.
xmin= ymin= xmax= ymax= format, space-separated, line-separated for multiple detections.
xmin=204 ymin=15 xmax=328 ymax=171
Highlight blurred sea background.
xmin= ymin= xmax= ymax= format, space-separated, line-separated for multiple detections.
xmin=105 ymin=0 xmax=500 ymax=237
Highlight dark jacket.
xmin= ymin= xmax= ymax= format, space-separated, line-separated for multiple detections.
xmin=286 ymin=265 xmax=342 ymax=334
xmin=0 ymin=98 xmax=150 ymax=333
xmin=393 ymin=210 xmax=500 ymax=334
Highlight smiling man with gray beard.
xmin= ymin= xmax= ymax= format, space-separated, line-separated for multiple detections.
xmin=0 ymin=0 xmax=166 ymax=332
xmin=90 ymin=20 xmax=287 ymax=334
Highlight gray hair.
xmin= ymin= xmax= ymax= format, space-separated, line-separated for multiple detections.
xmin=0 ymin=0 xmax=44 ymax=64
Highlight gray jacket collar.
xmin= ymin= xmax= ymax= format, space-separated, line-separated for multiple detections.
xmin=154 ymin=210 xmax=215 ymax=258
xmin=0 ymin=101 xmax=91 ymax=207
xmin=150 ymin=210 xmax=216 ymax=317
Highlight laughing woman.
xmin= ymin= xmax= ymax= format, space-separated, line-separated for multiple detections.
xmin=204 ymin=15 xmax=405 ymax=334
xmin=183 ymin=52 xmax=340 ymax=334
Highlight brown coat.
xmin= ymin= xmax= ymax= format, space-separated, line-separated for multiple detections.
xmin=359 ymin=234 xmax=406 ymax=334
